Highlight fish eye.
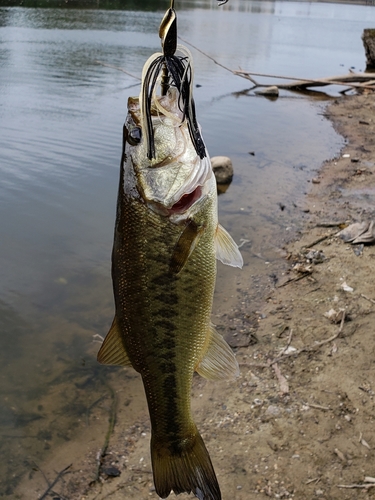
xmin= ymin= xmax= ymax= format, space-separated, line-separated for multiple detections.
xmin=127 ymin=126 xmax=142 ymax=146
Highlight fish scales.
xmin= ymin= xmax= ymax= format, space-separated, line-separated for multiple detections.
xmin=98 ymin=44 xmax=243 ymax=500
xmin=114 ymin=184 xmax=217 ymax=441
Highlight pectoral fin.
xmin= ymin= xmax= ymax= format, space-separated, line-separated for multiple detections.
xmin=195 ymin=324 xmax=239 ymax=380
xmin=169 ymin=220 xmax=205 ymax=274
xmin=215 ymin=224 xmax=243 ymax=268
xmin=97 ymin=316 xmax=133 ymax=367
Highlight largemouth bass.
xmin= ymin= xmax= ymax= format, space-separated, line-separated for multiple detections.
xmin=97 ymin=41 xmax=242 ymax=500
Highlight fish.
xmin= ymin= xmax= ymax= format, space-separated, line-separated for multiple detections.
xmin=97 ymin=39 xmax=242 ymax=500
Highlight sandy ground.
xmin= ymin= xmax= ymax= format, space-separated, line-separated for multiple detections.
xmin=16 ymin=91 xmax=375 ymax=500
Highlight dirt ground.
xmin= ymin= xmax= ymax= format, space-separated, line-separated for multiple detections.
xmin=18 ymin=91 xmax=375 ymax=500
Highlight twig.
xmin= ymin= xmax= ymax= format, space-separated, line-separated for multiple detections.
xmin=306 ymin=477 xmax=320 ymax=485
xmin=177 ymin=37 xmax=375 ymax=91
xmin=279 ymin=329 xmax=293 ymax=356
xmin=301 ymin=234 xmax=330 ymax=249
xmin=303 ymin=402 xmax=330 ymax=411
xmin=234 ymin=69 xmax=375 ymax=90
xmin=277 ymin=272 xmax=311 ymax=288
xmin=337 ymin=484 xmax=375 ymax=489
xmin=241 ymin=313 xmax=345 ymax=370
xmin=361 ymin=294 xmax=375 ymax=304
xmin=316 ymin=222 xmax=346 ymax=228
xmin=37 ymin=464 xmax=72 ymax=500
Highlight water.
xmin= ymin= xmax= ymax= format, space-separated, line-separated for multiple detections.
xmin=0 ymin=0 xmax=373 ymax=495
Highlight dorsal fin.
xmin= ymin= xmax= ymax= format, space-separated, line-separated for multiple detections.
xmin=97 ymin=316 xmax=133 ymax=367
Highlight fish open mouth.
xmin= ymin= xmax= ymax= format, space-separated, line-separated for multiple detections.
xmin=168 ymin=186 xmax=202 ymax=215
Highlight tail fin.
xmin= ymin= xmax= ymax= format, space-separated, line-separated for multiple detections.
xmin=151 ymin=429 xmax=221 ymax=500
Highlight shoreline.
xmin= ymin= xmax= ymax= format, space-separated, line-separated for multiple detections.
xmin=15 ymin=92 xmax=375 ymax=500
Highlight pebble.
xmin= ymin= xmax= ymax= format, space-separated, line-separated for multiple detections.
xmin=266 ymin=405 xmax=281 ymax=416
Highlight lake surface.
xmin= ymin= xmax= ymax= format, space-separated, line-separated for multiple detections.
xmin=0 ymin=0 xmax=373 ymax=495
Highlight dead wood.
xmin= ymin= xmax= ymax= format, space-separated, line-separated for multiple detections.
xmin=178 ymin=37 xmax=375 ymax=92
xmin=234 ymin=70 xmax=375 ymax=90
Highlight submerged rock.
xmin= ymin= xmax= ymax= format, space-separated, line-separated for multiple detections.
xmin=254 ymin=85 xmax=279 ymax=97
xmin=211 ymin=156 xmax=234 ymax=185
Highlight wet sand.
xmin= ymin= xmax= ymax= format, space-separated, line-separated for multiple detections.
xmin=16 ymin=92 xmax=375 ymax=500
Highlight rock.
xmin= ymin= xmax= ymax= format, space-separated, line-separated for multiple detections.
xmin=211 ymin=156 xmax=234 ymax=184
xmin=305 ymin=250 xmax=326 ymax=264
xmin=254 ymin=85 xmax=279 ymax=97
xmin=103 ymin=466 xmax=121 ymax=477
xmin=266 ymin=405 xmax=282 ymax=416
xmin=362 ymin=29 xmax=375 ymax=69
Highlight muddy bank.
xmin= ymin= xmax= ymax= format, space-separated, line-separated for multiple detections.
xmin=16 ymin=93 xmax=375 ymax=500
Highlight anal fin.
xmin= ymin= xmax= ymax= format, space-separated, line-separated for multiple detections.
xmin=195 ymin=324 xmax=239 ymax=381
xmin=97 ymin=316 xmax=133 ymax=367
xmin=215 ymin=224 xmax=243 ymax=268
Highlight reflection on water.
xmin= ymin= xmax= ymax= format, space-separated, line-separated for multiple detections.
xmin=0 ymin=0 xmax=372 ymax=495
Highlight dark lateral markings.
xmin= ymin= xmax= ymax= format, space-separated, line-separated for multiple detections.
xmin=154 ymin=319 xmax=176 ymax=330
xmin=162 ymin=374 xmax=181 ymax=438
xmin=155 ymin=307 xmax=178 ymax=318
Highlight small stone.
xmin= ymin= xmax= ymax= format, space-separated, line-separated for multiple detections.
xmin=341 ymin=282 xmax=354 ymax=293
xmin=103 ymin=466 xmax=121 ymax=477
xmin=311 ymin=177 xmax=321 ymax=184
xmin=266 ymin=405 xmax=281 ymax=416
xmin=211 ymin=156 xmax=234 ymax=184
